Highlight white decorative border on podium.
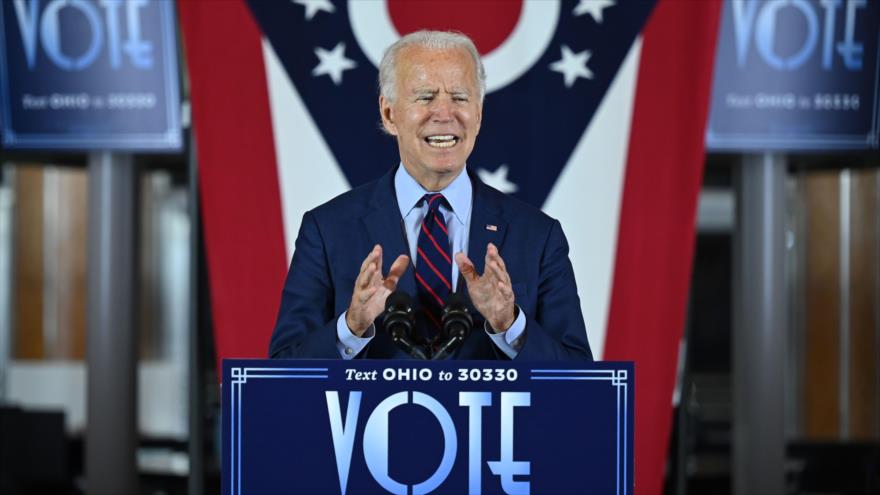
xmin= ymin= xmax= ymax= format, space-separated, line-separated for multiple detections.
xmin=530 ymin=368 xmax=630 ymax=495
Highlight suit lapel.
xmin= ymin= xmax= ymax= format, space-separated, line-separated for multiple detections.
xmin=463 ymin=170 xmax=509 ymax=292
xmin=362 ymin=168 xmax=417 ymax=297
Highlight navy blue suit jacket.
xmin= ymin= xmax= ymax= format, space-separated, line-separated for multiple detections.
xmin=269 ymin=167 xmax=593 ymax=361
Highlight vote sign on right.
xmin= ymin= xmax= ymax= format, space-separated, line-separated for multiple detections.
xmin=707 ymin=0 xmax=879 ymax=151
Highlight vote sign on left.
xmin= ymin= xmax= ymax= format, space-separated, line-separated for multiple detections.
xmin=0 ymin=0 xmax=181 ymax=151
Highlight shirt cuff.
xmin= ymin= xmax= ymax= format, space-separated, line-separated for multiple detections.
xmin=484 ymin=306 xmax=526 ymax=359
xmin=336 ymin=312 xmax=375 ymax=359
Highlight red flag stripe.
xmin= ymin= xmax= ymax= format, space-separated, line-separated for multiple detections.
xmin=178 ymin=0 xmax=288 ymax=372
xmin=603 ymin=1 xmax=722 ymax=494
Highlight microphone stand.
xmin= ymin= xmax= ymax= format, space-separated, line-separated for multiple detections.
xmin=383 ymin=291 xmax=428 ymax=360
xmin=432 ymin=293 xmax=473 ymax=360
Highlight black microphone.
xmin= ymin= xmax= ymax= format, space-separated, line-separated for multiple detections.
xmin=432 ymin=293 xmax=473 ymax=360
xmin=383 ymin=291 xmax=428 ymax=360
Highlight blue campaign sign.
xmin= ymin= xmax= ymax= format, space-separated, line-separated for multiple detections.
xmin=707 ymin=0 xmax=879 ymax=150
xmin=222 ymin=360 xmax=634 ymax=495
xmin=0 ymin=0 xmax=181 ymax=150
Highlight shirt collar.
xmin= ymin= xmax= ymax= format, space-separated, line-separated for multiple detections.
xmin=394 ymin=163 xmax=472 ymax=226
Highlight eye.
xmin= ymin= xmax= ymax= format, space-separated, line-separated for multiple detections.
xmin=453 ymin=95 xmax=469 ymax=102
xmin=416 ymin=95 xmax=433 ymax=102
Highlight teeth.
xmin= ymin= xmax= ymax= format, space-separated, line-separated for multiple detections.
xmin=425 ymin=135 xmax=457 ymax=148
xmin=428 ymin=140 xmax=455 ymax=148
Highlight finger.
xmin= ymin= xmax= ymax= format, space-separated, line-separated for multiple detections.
xmin=497 ymin=280 xmax=514 ymax=300
xmin=368 ymin=262 xmax=383 ymax=287
xmin=488 ymin=243 xmax=507 ymax=272
xmin=455 ymin=252 xmax=479 ymax=282
xmin=488 ymin=259 xmax=511 ymax=287
xmin=387 ymin=254 xmax=410 ymax=278
xmin=360 ymin=245 xmax=380 ymax=273
xmin=375 ymin=245 xmax=384 ymax=280
xmin=356 ymin=248 xmax=381 ymax=289
xmin=482 ymin=258 xmax=496 ymax=284
xmin=384 ymin=255 xmax=410 ymax=290
xmin=484 ymin=244 xmax=493 ymax=273
xmin=357 ymin=262 xmax=377 ymax=290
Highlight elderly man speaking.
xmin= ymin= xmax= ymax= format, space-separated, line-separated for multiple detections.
xmin=269 ymin=30 xmax=592 ymax=361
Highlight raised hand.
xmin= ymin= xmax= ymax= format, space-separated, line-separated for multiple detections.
xmin=455 ymin=243 xmax=516 ymax=332
xmin=345 ymin=245 xmax=410 ymax=336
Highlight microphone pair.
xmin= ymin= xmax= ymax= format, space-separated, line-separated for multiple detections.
xmin=383 ymin=291 xmax=473 ymax=360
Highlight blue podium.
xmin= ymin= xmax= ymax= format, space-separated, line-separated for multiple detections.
xmin=222 ymin=360 xmax=634 ymax=495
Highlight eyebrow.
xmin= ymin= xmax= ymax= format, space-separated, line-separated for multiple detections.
xmin=411 ymin=88 xmax=471 ymax=96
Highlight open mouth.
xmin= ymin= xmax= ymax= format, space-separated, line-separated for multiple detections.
xmin=424 ymin=135 xmax=459 ymax=149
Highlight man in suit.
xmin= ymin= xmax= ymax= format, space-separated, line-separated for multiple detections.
xmin=269 ymin=30 xmax=592 ymax=361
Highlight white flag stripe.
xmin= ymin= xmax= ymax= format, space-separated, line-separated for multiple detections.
xmin=543 ymin=37 xmax=642 ymax=359
xmin=262 ymin=39 xmax=351 ymax=261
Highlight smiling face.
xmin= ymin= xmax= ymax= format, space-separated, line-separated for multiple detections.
xmin=379 ymin=45 xmax=483 ymax=191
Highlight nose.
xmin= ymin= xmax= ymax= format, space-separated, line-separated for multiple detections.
xmin=430 ymin=97 xmax=453 ymax=122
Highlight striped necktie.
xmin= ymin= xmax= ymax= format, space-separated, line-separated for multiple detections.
xmin=415 ymin=193 xmax=452 ymax=340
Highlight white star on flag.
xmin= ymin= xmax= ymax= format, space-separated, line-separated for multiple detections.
xmin=573 ymin=0 xmax=615 ymax=23
xmin=478 ymin=164 xmax=518 ymax=193
xmin=312 ymin=42 xmax=357 ymax=85
xmin=550 ymin=45 xmax=594 ymax=88
xmin=292 ymin=0 xmax=335 ymax=20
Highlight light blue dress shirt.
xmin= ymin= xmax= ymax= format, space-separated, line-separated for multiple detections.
xmin=335 ymin=165 xmax=526 ymax=359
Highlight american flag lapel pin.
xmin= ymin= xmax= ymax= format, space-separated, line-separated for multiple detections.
xmin=486 ymin=224 xmax=497 ymax=231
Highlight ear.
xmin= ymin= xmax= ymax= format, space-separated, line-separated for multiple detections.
xmin=379 ymin=95 xmax=398 ymax=135
xmin=474 ymin=101 xmax=483 ymax=137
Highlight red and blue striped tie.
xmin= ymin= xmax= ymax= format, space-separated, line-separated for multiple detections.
xmin=415 ymin=193 xmax=452 ymax=339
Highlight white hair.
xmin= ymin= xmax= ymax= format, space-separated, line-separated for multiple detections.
xmin=378 ymin=30 xmax=487 ymax=103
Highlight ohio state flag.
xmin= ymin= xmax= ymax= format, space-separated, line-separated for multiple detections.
xmin=178 ymin=1 xmax=721 ymax=493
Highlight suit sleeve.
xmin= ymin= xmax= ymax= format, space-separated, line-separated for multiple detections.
xmin=268 ymin=210 xmax=346 ymax=359
xmin=516 ymin=219 xmax=594 ymax=361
